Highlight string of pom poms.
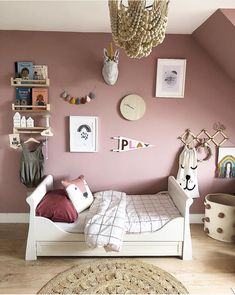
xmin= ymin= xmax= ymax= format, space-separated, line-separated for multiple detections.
xmin=60 ymin=88 xmax=96 ymax=105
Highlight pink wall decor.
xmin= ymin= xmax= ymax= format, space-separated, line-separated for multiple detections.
xmin=0 ymin=27 xmax=235 ymax=214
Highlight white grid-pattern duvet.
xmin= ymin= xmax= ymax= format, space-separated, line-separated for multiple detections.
xmin=55 ymin=192 xmax=181 ymax=234
xmin=84 ymin=191 xmax=126 ymax=251
xmin=125 ymin=192 xmax=181 ymax=233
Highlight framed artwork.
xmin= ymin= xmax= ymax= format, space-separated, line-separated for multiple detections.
xmin=155 ymin=59 xmax=187 ymax=98
xmin=9 ymin=134 xmax=21 ymax=149
xmin=217 ymin=147 xmax=235 ymax=178
xmin=69 ymin=116 xmax=98 ymax=152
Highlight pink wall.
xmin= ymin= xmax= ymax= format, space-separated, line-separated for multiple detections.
xmin=222 ymin=9 xmax=235 ymax=24
xmin=193 ymin=9 xmax=235 ymax=82
xmin=0 ymin=30 xmax=235 ymax=214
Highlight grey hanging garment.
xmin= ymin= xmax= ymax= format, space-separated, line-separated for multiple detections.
xmin=20 ymin=142 xmax=44 ymax=188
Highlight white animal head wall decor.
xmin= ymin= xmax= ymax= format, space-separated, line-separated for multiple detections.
xmin=102 ymin=43 xmax=119 ymax=86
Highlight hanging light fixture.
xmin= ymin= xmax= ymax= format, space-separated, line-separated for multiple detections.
xmin=108 ymin=0 xmax=169 ymax=59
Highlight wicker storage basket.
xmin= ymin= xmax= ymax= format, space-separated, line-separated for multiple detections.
xmin=204 ymin=193 xmax=235 ymax=243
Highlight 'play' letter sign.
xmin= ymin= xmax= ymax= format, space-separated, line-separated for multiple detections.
xmin=112 ymin=136 xmax=153 ymax=152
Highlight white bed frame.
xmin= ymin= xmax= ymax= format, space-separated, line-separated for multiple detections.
xmin=25 ymin=175 xmax=193 ymax=260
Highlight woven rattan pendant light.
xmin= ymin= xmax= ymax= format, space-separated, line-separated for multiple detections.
xmin=108 ymin=0 xmax=169 ymax=58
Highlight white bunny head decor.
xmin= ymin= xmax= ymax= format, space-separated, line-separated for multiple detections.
xmin=102 ymin=43 xmax=119 ymax=86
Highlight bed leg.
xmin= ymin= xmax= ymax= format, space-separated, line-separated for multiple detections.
xmin=182 ymin=223 xmax=192 ymax=260
xmin=25 ymin=225 xmax=37 ymax=260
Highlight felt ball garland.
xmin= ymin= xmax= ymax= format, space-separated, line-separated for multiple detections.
xmin=60 ymin=90 xmax=96 ymax=105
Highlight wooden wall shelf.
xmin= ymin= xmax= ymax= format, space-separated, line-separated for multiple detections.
xmin=12 ymin=103 xmax=50 ymax=112
xmin=13 ymin=127 xmax=47 ymax=134
xmin=11 ymin=77 xmax=50 ymax=87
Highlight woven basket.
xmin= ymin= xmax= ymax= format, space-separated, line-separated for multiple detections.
xmin=204 ymin=193 xmax=235 ymax=243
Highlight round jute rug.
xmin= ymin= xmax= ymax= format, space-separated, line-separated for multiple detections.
xmin=38 ymin=259 xmax=188 ymax=294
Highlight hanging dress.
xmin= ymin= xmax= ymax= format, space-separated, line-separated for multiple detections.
xmin=20 ymin=142 xmax=44 ymax=188
xmin=176 ymin=146 xmax=200 ymax=198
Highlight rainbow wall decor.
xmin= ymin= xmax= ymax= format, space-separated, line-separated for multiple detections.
xmin=217 ymin=147 xmax=235 ymax=178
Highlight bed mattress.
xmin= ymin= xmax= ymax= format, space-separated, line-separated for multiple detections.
xmin=55 ymin=192 xmax=181 ymax=234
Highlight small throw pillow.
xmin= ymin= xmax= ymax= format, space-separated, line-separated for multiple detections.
xmin=61 ymin=175 xmax=94 ymax=213
xmin=36 ymin=189 xmax=78 ymax=223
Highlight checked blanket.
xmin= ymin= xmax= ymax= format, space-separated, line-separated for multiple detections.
xmin=84 ymin=190 xmax=126 ymax=252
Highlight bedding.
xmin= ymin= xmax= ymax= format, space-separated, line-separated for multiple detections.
xmin=55 ymin=192 xmax=181 ymax=234
xmin=84 ymin=190 xmax=126 ymax=252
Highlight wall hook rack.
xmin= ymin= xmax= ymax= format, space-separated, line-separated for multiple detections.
xmin=178 ymin=123 xmax=229 ymax=148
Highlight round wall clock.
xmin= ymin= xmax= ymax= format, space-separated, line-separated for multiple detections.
xmin=120 ymin=94 xmax=146 ymax=121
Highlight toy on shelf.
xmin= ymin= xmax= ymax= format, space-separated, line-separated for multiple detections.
xmin=13 ymin=112 xmax=21 ymax=127
xmin=26 ymin=117 xmax=34 ymax=128
xmin=40 ymin=114 xmax=53 ymax=137
xmin=21 ymin=116 xmax=27 ymax=128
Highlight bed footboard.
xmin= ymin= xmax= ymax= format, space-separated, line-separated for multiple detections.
xmin=25 ymin=175 xmax=54 ymax=260
xmin=168 ymin=176 xmax=193 ymax=260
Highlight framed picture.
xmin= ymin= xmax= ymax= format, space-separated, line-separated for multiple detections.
xmin=9 ymin=134 xmax=21 ymax=149
xmin=217 ymin=147 xmax=235 ymax=178
xmin=155 ymin=59 xmax=187 ymax=98
xmin=69 ymin=116 xmax=98 ymax=152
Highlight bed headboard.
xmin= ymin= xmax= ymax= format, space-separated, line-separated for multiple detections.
xmin=26 ymin=175 xmax=54 ymax=211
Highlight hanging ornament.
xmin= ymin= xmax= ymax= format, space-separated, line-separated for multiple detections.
xmin=89 ymin=92 xmax=96 ymax=99
xmin=69 ymin=97 xmax=76 ymax=104
xmin=86 ymin=95 xmax=91 ymax=103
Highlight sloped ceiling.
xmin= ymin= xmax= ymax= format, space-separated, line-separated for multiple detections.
xmin=0 ymin=0 xmax=235 ymax=34
xmin=193 ymin=9 xmax=235 ymax=82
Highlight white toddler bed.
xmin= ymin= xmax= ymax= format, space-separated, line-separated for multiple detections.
xmin=25 ymin=175 xmax=193 ymax=260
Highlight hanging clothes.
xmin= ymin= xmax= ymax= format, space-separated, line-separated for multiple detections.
xmin=176 ymin=146 xmax=200 ymax=198
xmin=20 ymin=142 xmax=44 ymax=188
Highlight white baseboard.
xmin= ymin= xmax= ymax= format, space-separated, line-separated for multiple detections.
xmin=0 ymin=213 xmax=204 ymax=224
xmin=190 ymin=214 xmax=204 ymax=224
xmin=0 ymin=213 xmax=29 ymax=223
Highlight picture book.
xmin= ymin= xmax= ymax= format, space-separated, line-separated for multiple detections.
xmin=32 ymin=88 xmax=48 ymax=109
xmin=33 ymin=65 xmax=48 ymax=80
xmin=15 ymin=61 xmax=34 ymax=81
xmin=15 ymin=87 xmax=32 ymax=110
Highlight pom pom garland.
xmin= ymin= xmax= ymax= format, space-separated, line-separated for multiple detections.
xmin=60 ymin=90 xmax=96 ymax=105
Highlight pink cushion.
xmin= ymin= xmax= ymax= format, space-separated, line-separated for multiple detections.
xmin=36 ymin=189 xmax=78 ymax=223
xmin=61 ymin=175 xmax=94 ymax=213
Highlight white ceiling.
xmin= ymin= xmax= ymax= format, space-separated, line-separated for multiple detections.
xmin=0 ymin=0 xmax=235 ymax=34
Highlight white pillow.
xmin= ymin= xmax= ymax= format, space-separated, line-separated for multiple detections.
xmin=61 ymin=175 xmax=94 ymax=213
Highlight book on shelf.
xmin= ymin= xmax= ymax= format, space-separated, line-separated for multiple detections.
xmin=32 ymin=88 xmax=48 ymax=110
xmin=33 ymin=65 xmax=48 ymax=80
xmin=15 ymin=61 xmax=34 ymax=82
xmin=15 ymin=87 xmax=32 ymax=110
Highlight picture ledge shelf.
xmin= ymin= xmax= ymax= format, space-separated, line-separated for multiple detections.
xmin=11 ymin=77 xmax=50 ymax=87
xmin=12 ymin=103 xmax=50 ymax=112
